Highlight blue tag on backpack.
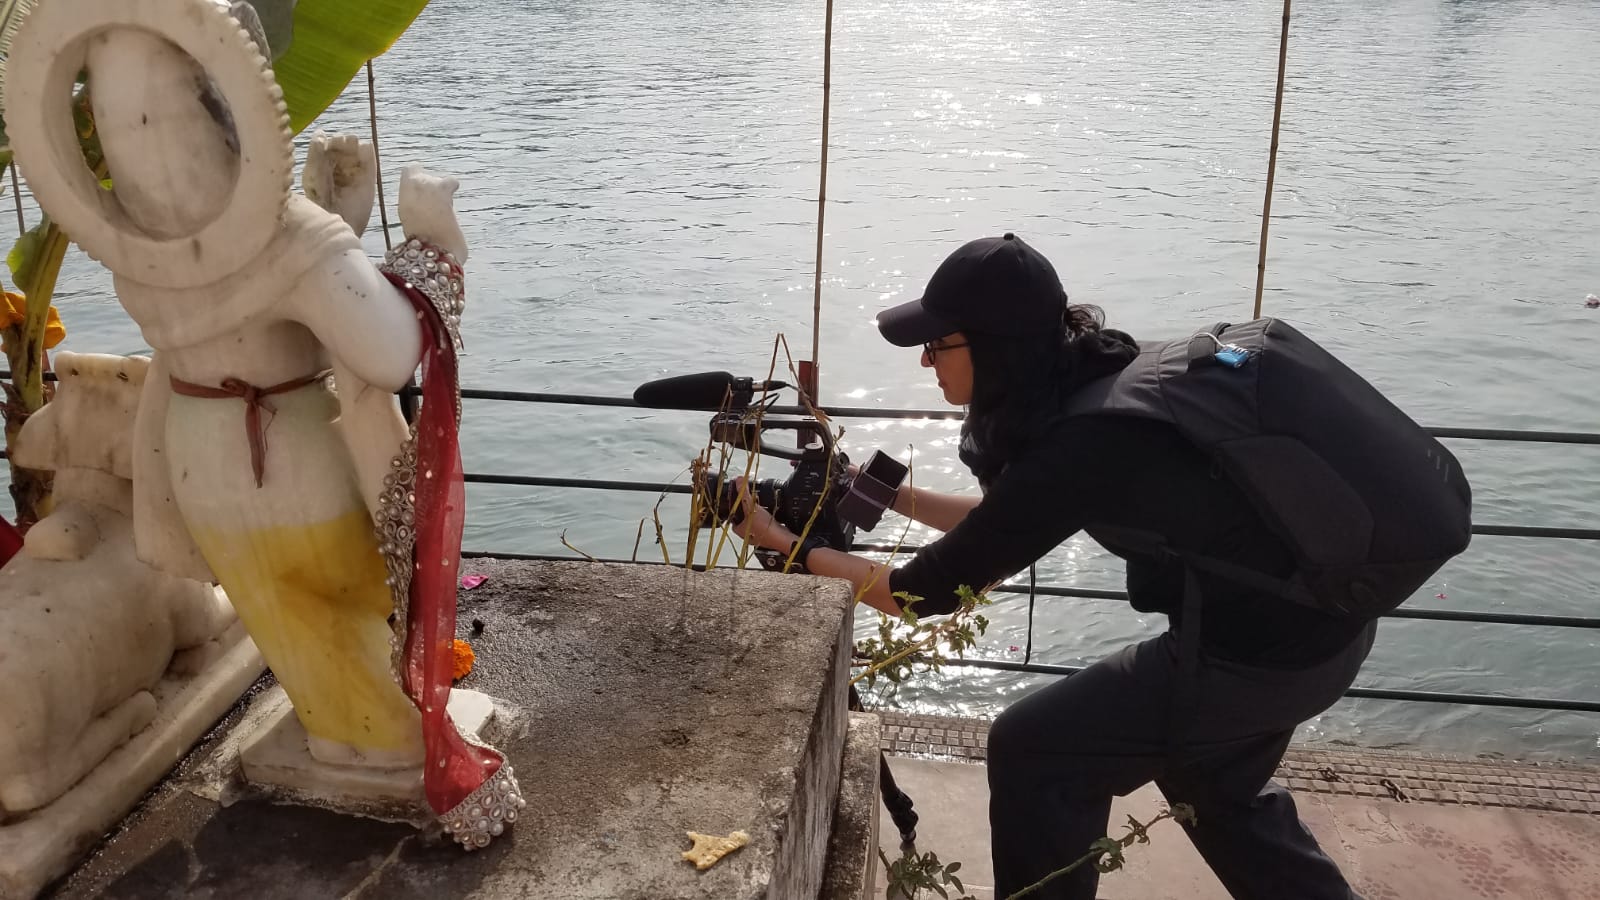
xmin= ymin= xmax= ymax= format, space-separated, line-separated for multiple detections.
xmin=1186 ymin=329 xmax=1253 ymax=369
xmin=1214 ymin=345 xmax=1252 ymax=368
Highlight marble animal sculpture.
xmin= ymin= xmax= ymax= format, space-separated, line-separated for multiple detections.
xmin=0 ymin=353 xmax=236 ymax=818
xmin=3 ymin=0 xmax=522 ymax=848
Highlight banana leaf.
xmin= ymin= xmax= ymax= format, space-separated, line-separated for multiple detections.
xmin=0 ymin=216 xmax=63 ymax=530
xmin=273 ymin=0 xmax=432 ymax=134
xmin=1 ymin=0 xmax=427 ymax=141
xmin=5 ymin=215 xmax=42 ymax=288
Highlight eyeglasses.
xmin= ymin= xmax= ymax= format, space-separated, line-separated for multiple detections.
xmin=922 ymin=340 xmax=970 ymax=360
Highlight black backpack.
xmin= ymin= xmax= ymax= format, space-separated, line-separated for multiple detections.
xmin=1065 ymin=318 xmax=1473 ymax=620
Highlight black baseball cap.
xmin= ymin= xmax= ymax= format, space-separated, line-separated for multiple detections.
xmin=876 ymin=232 xmax=1068 ymax=346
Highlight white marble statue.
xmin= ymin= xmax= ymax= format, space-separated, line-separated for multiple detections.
xmin=0 ymin=353 xmax=236 ymax=819
xmin=3 ymin=0 xmax=520 ymax=848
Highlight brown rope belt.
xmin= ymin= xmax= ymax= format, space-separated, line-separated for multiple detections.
xmin=169 ymin=369 xmax=332 ymax=488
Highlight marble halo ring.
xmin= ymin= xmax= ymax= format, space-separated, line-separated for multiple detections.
xmin=2 ymin=0 xmax=295 ymax=290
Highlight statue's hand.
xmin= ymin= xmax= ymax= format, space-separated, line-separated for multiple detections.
xmin=398 ymin=166 xmax=469 ymax=265
xmin=303 ymin=131 xmax=376 ymax=238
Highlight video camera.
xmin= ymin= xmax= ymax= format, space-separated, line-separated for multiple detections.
xmin=632 ymin=371 xmax=908 ymax=573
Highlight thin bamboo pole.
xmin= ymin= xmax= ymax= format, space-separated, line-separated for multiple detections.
xmin=1253 ymin=0 xmax=1291 ymax=320
xmin=809 ymin=0 xmax=836 ymax=403
xmin=367 ymin=59 xmax=393 ymax=252
xmin=8 ymin=163 xmax=23 ymax=236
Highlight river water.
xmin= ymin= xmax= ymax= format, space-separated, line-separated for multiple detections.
xmin=22 ymin=0 xmax=1600 ymax=760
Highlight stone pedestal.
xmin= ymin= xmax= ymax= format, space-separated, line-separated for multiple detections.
xmin=50 ymin=560 xmax=861 ymax=899
xmin=236 ymin=687 xmax=499 ymax=825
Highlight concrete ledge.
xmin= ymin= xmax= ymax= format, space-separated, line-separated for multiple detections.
xmin=51 ymin=560 xmax=855 ymax=899
xmin=822 ymin=713 xmax=881 ymax=900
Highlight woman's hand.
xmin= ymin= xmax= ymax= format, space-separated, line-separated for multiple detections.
xmin=732 ymin=478 xmax=798 ymax=552
xmin=730 ymin=476 xmax=904 ymax=616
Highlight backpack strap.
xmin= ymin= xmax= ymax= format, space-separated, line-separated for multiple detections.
xmin=1171 ymin=566 xmax=1203 ymax=766
xmin=1089 ymin=525 xmax=1316 ymax=765
xmin=1183 ymin=322 xmax=1232 ymax=363
xmin=1092 ymin=525 xmax=1317 ymax=607
xmin=1171 ymin=550 xmax=1317 ymax=607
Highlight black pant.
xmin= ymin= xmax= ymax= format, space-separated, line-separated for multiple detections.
xmin=988 ymin=624 xmax=1376 ymax=900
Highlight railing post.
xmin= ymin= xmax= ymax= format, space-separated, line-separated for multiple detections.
xmin=797 ymin=360 xmax=819 ymax=405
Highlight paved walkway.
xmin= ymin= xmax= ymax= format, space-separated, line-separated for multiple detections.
xmin=873 ymin=713 xmax=1600 ymax=900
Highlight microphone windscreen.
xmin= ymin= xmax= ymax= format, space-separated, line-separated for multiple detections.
xmin=632 ymin=371 xmax=740 ymax=410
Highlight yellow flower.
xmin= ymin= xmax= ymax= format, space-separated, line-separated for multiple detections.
xmin=2 ymin=291 xmax=67 ymax=350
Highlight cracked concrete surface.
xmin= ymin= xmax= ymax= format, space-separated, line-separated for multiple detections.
xmin=48 ymin=560 xmax=861 ymax=900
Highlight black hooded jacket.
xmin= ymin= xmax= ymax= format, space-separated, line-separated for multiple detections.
xmin=888 ymin=330 xmax=1368 ymax=668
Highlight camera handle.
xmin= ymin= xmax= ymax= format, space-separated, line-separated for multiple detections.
xmin=709 ymin=412 xmax=842 ymax=464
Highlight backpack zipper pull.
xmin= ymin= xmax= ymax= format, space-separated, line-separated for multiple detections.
xmin=1190 ymin=330 xmax=1253 ymax=368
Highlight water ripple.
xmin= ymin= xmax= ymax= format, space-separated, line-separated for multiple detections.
xmin=18 ymin=0 xmax=1599 ymax=761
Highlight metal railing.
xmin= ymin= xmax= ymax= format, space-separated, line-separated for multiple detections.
xmin=5 ymin=375 xmax=1595 ymax=714
xmin=447 ymin=387 xmax=1600 ymax=715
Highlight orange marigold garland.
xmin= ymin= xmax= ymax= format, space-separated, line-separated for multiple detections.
xmin=451 ymin=639 xmax=476 ymax=681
